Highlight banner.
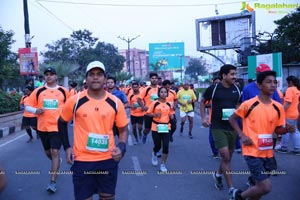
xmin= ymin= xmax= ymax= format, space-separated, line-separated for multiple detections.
xmin=149 ymin=42 xmax=185 ymax=71
xmin=18 ymin=47 xmax=39 ymax=75
xmin=248 ymin=52 xmax=282 ymax=89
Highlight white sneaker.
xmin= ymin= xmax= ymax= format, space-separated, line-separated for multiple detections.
xmin=160 ymin=164 xmax=168 ymax=173
xmin=151 ymin=152 xmax=158 ymax=166
xmin=275 ymin=144 xmax=281 ymax=150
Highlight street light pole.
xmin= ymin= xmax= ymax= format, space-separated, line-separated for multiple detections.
xmin=118 ymin=35 xmax=141 ymax=74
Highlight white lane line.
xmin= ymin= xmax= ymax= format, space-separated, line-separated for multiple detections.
xmin=0 ymin=133 xmax=26 ymax=148
xmin=131 ymin=156 xmax=144 ymax=176
xmin=128 ymin=134 xmax=133 ymax=146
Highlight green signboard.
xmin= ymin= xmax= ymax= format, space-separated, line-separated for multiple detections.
xmin=149 ymin=42 xmax=185 ymax=71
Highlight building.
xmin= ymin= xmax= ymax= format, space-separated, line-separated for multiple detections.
xmin=118 ymin=48 xmax=149 ymax=79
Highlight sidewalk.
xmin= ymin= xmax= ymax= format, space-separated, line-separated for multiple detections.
xmin=0 ymin=111 xmax=23 ymax=139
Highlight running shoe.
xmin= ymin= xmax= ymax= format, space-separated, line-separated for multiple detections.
xmin=231 ymin=189 xmax=244 ymax=200
xmin=151 ymin=152 xmax=158 ymax=166
xmin=292 ymin=150 xmax=300 ymax=156
xmin=277 ymin=147 xmax=288 ymax=153
xmin=274 ymin=144 xmax=281 ymax=150
xmin=213 ymin=172 xmax=223 ymax=190
xmin=235 ymin=148 xmax=242 ymax=153
xmin=156 ymin=150 xmax=162 ymax=158
xmin=26 ymin=138 xmax=34 ymax=143
xmin=160 ymin=164 xmax=168 ymax=173
xmin=189 ymin=133 xmax=193 ymax=139
xmin=180 ymin=126 xmax=183 ymax=136
xmin=46 ymin=181 xmax=57 ymax=193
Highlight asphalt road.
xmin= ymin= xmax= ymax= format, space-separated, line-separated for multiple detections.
xmin=0 ymin=108 xmax=299 ymax=200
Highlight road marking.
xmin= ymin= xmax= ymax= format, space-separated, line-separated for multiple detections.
xmin=0 ymin=133 xmax=26 ymax=148
xmin=128 ymin=135 xmax=133 ymax=146
xmin=131 ymin=156 xmax=144 ymax=176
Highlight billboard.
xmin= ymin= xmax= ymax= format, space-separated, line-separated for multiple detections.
xmin=195 ymin=12 xmax=256 ymax=51
xmin=149 ymin=42 xmax=185 ymax=71
xmin=18 ymin=47 xmax=39 ymax=75
xmin=248 ymin=52 xmax=282 ymax=89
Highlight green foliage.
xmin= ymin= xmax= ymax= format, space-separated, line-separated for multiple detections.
xmin=0 ymin=90 xmax=21 ymax=114
xmin=114 ymin=71 xmax=132 ymax=82
xmin=41 ymin=29 xmax=125 ymax=75
xmin=0 ymin=27 xmax=19 ymax=89
xmin=185 ymin=58 xmax=207 ymax=81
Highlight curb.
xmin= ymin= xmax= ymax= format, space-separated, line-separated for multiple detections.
xmin=0 ymin=126 xmax=22 ymax=139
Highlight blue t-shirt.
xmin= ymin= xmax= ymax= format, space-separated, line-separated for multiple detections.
xmin=241 ymin=81 xmax=281 ymax=103
xmin=112 ymin=89 xmax=128 ymax=104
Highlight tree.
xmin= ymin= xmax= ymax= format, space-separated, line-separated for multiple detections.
xmin=41 ymin=29 xmax=125 ymax=75
xmin=185 ymin=58 xmax=207 ymax=81
xmin=0 ymin=27 xmax=19 ymax=90
xmin=273 ymin=9 xmax=300 ymax=64
xmin=256 ymin=9 xmax=300 ymax=64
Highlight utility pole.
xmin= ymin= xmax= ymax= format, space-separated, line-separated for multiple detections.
xmin=118 ymin=35 xmax=141 ymax=74
xmin=23 ymin=0 xmax=31 ymax=48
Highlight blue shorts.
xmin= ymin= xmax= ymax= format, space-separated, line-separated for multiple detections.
xmin=71 ymin=159 xmax=119 ymax=200
xmin=244 ymin=156 xmax=275 ymax=182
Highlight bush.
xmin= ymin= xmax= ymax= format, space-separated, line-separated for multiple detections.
xmin=0 ymin=90 xmax=22 ymax=114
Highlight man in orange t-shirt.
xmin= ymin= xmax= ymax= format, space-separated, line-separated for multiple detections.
xmin=138 ymin=72 xmax=159 ymax=144
xmin=279 ymin=75 xmax=300 ymax=154
xmin=127 ymin=82 xmax=144 ymax=144
xmin=20 ymin=85 xmax=38 ymax=142
xmin=25 ymin=67 xmax=70 ymax=193
xmin=58 ymin=61 xmax=128 ymax=200
xmin=229 ymin=71 xmax=295 ymax=200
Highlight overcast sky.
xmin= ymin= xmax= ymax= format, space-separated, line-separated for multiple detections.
xmin=0 ymin=0 xmax=298 ymax=60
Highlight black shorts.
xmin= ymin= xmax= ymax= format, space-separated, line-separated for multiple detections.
xmin=21 ymin=117 xmax=37 ymax=128
xmin=39 ymin=131 xmax=62 ymax=151
xmin=71 ymin=159 xmax=118 ymax=200
xmin=144 ymin=115 xmax=153 ymax=129
xmin=130 ymin=115 xmax=144 ymax=125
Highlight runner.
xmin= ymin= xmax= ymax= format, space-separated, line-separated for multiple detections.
xmin=177 ymin=81 xmax=197 ymax=138
xmin=278 ymin=75 xmax=300 ymax=154
xmin=199 ymin=64 xmax=241 ymax=199
xmin=20 ymin=85 xmax=38 ymax=142
xmin=229 ymin=70 xmax=295 ymax=200
xmin=128 ymin=82 xmax=144 ymax=144
xmin=25 ymin=67 xmax=70 ymax=193
xmin=146 ymin=86 xmax=174 ymax=172
xmin=138 ymin=72 xmax=159 ymax=144
xmin=58 ymin=61 xmax=129 ymax=200
xmin=162 ymin=79 xmax=177 ymax=142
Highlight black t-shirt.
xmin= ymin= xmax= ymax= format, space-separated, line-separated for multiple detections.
xmin=203 ymin=83 xmax=240 ymax=130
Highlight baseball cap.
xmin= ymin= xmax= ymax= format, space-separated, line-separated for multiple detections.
xmin=44 ymin=67 xmax=56 ymax=75
xmin=256 ymin=64 xmax=271 ymax=73
xmin=86 ymin=61 xmax=105 ymax=73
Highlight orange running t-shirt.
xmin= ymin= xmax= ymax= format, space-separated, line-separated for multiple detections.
xmin=284 ymin=86 xmax=300 ymax=120
xmin=139 ymin=86 xmax=159 ymax=107
xmin=235 ymin=96 xmax=285 ymax=158
xmin=128 ymin=93 xmax=144 ymax=117
xmin=25 ymin=85 xmax=70 ymax=132
xmin=147 ymin=100 xmax=175 ymax=132
xmin=20 ymin=95 xmax=36 ymax=118
xmin=166 ymin=89 xmax=177 ymax=109
xmin=60 ymin=90 xmax=129 ymax=162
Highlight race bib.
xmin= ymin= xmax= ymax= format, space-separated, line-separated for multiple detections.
xmin=43 ymin=99 xmax=58 ymax=110
xmin=258 ymin=134 xmax=273 ymax=150
xmin=157 ymin=124 xmax=169 ymax=133
xmin=182 ymin=95 xmax=191 ymax=101
xmin=133 ymin=102 xmax=141 ymax=108
xmin=151 ymin=94 xmax=159 ymax=101
xmin=86 ymin=133 xmax=109 ymax=152
xmin=222 ymin=108 xmax=235 ymax=120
